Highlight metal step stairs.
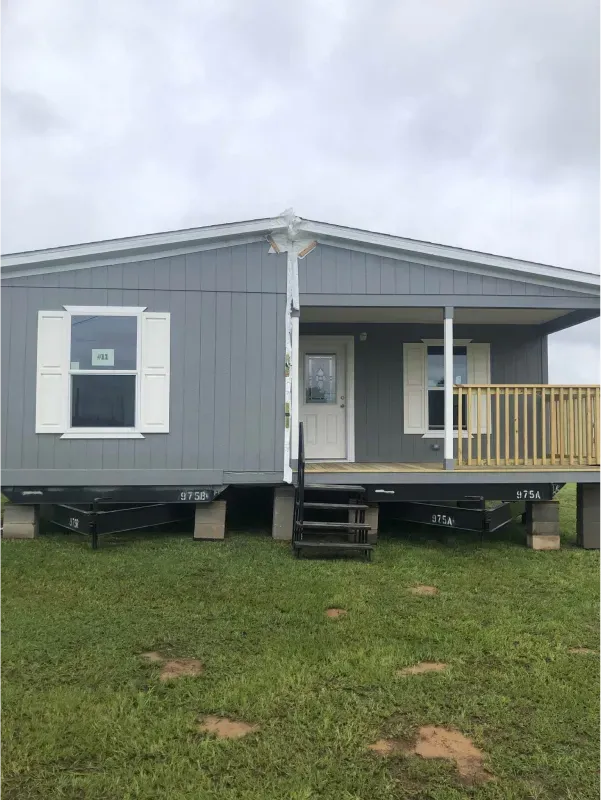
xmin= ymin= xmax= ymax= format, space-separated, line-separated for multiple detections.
xmin=292 ymin=424 xmax=374 ymax=560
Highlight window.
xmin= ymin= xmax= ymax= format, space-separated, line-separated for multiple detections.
xmin=426 ymin=345 xmax=467 ymax=431
xmin=402 ymin=341 xmax=490 ymax=436
xmin=305 ymin=354 xmax=336 ymax=403
xmin=35 ymin=306 xmax=171 ymax=438
xmin=70 ymin=314 xmax=138 ymax=429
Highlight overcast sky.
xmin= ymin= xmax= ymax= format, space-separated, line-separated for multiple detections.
xmin=2 ymin=0 xmax=599 ymax=380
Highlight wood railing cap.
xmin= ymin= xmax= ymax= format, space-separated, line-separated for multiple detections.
xmin=453 ymin=384 xmax=600 ymax=389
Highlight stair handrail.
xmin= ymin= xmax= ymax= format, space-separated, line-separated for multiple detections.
xmin=294 ymin=422 xmax=306 ymax=541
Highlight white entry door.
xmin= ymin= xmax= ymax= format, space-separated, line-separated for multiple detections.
xmin=300 ymin=338 xmax=347 ymax=460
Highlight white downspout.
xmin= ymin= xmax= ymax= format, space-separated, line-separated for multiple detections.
xmin=271 ymin=209 xmax=314 ymax=484
xmin=283 ymin=245 xmax=300 ymax=484
xmin=443 ymin=306 xmax=454 ymax=470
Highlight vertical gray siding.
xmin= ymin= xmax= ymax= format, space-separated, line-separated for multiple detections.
xmin=301 ymin=323 xmax=548 ymax=463
xmin=299 ymin=244 xmax=591 ymax=298
xmin=1 ymin=243 xmax=287 ymax=481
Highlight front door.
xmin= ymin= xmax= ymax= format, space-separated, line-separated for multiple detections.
xmin=300 ymin=338 xmax=347 ymax=460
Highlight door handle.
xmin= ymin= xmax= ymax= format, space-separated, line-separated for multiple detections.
xmin=340 ymin=404 xmax=345 ymax=408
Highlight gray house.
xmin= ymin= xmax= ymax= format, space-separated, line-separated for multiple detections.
xmin=2 ymin=210 xmax=599 ymax=547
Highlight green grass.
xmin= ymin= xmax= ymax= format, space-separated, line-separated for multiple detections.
xmin=2 ymin=486 xmax=598 ymax=799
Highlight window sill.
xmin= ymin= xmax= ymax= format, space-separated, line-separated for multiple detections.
xmin=60 ymin=431 xmax=145 ymax=439
xmin=421 ymin=431 xmax=472 ymax=439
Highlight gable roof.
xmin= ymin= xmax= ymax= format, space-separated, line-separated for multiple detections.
xmin=2 ymin=211 xmax=599 ymax=295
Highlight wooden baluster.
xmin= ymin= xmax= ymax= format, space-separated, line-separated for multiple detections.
xmin=532 ymin=387 xmax=538 ymax=466
xmin=466 ymin=388 xmax=472 ymax=467
xmin=580 ymin=388 xmax=588 ymax=466
xmin=504 ymin=387 xmax=510 ymax=465
xmin=568 ymin=388 xmax=575 ymax=466
xmin=486 ymin=388 xmax=491 ymax=465
xmin=541 ymin=387 xmax=547 ymax=466
xmin=578 ymin=388 xmax=583 ymax=465
xmin=495 ymin=388 xmax=501 ymax=466
xmin=559 ymin=389 xmax=565 ymax=465
xmin=586 ymin=388 xmax=593 ymax=465
xmin=596 ymin=388 xmax=601 ymax=465
xmin=513 ymin=388 xmax=519 ymax=466
xmin=476 ymin=388 xmax=482 ymax=465
xmin=574 ymin=388 xmax=579 ymax=465
xmin=457 ymin=387 xmax=463 ymax=465
xmin=523 ymin=387 xmax=529 ymax=465
xmin=550 ymin=388 xmax=556 ymax=466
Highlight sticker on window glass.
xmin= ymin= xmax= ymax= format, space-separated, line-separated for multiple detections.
xmin=70 ymin=362 xmax=80 ymax=370
xmin=91 ymin=348 xmax=115 ymax=366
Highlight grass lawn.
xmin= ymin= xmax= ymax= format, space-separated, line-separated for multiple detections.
xmin=2 ymin=485 xmax=599 ymax=799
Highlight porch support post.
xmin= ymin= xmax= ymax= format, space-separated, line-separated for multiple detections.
xmin=443 ymin=306 xmax=454 ymax=470
xmin=269 ymin=210 xmax=315 ymax=483
xmin=290 ymin=313 xmax=300 ymax=467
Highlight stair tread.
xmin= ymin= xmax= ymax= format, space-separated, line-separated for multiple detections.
xmin=303 ymin=502 xmax=369 ymax=510
xmin=295 ymin=529 xmax=367 ymax=536
xmin=302 ymin=521 xmax=371 ymax=530
xmin=304 ymin=483 xmax=366 ymax=492
xmin=293 ymin=541 xmax=374 ymax=550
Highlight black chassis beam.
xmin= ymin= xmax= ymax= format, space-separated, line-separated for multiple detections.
xmin=1 ymin=485 xmax=225 ymax=505
xmin=367 ymin=483 xmax=564 ymax=503
xmin=50 ymin=503 xmax=195 ymax=537
xmin=393 ymin=501 xmax=515 ymax=533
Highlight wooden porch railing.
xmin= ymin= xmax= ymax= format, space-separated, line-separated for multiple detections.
xmin=455 ymin=385 xmax=600 ymax=467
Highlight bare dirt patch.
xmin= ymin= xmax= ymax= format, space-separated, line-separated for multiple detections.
xmin=140 ymin=651 xmax=164 ymax=663
xmin=410 ymin=585 xmax=439 ymax=596
xmin=325 ymin=608 xmax=347 ymax=618
xmin=160 ymin=658 xmax=204 ymax=681
xmin=397 ymin=662 xmax=448 ymax=676
xmin=368 ymin=725 xmax=492 ymax=784
xmin=568 ymin=647 xmax=597 ymax=655
xmin=197 ymin=715 xmax=259 ymax=739
xmin=410 ymin=725 xmax=492 ymax=784
xmin=140 ymin=652 xmax=204 ymax=680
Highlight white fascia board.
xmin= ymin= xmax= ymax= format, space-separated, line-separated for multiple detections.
xmin=1 ymin=235 xmax=272 ymax=280
xmin=301 ymin=220 xmax=600 ymax=294
xmin=3 ymin=211 xmax=599 ymax=296
xmin=1 ymin=218 xmax=284 ymax=276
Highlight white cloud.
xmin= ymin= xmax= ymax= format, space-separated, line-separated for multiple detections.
xmin=2 ymin=0 xmax=599 ymax=380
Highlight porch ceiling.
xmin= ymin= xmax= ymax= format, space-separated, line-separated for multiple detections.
xmin=300 ymin=307 xmax=568 ymax=325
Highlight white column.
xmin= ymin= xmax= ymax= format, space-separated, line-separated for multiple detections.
xmin=290 ymin=313 xmax=300 ymax=464
xmin=443 ymin=306 xmax=454 ymax=470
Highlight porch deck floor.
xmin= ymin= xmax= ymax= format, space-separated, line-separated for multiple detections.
xmin=305 ymin=461 xmax=597 ymax=473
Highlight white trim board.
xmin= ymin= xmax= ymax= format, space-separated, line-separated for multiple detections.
xmin=2 ymin=235 xmax=271 ymax=280
xmin=304 ymin=220 xmax=600 ymax=292
xmin=3 ymin=210 xmax=598 ymax=294
xmin=299 ymin=335 xmax=355 ymax=462
xmin=64 ymin=305 xmax=147 ymax=315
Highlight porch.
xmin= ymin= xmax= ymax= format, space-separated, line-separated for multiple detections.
xmin=306 ymin=460 xmax=598 ymax=474
xmin=295 ymin=307 xmax=600 ymax=475
xmin=303 ymin=383 xmax=601 ymax=473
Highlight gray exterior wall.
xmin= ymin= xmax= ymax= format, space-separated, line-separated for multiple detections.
xmin=2 ymin=242 xmax=287 ymax=485
xmin=300 ymin=322 xmax=548 ymax=463
xmin=299 ymin=244 xmax=592 ymax=300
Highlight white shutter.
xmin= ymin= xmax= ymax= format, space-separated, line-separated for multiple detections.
xmin=467 ymin=343 xmax=491 ymax=434
xmin=139 ymin=312 xmax=171 ymax=433
xmin=403 ymin=343 xmax=427 ymax=434
xmin=35 ymin=311 xmax=69 ymax=434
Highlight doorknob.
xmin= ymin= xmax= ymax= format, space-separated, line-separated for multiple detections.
xmin=340 ymin=403 xmax=345 ymax=408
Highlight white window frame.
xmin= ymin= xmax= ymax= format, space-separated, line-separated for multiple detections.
xmin=401 ymin=339 xmax=490 ymax=438
xmin=61 ymin=306 xmax=146 ymax=439
xmin=421 ymin=339 xmax=472 ymax=439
